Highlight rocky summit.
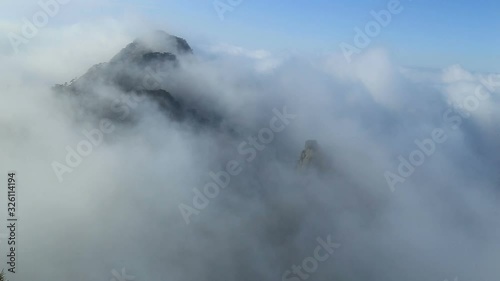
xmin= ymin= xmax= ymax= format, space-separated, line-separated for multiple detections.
xmin=297 ymin=140 xmax=330 ymax=173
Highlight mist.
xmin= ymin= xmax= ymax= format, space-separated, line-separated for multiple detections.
xmin=0 ymin=21 xmax=500 ymax=281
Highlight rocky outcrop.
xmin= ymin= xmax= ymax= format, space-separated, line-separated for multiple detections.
xmin=297 ymin=140 xmax=330 ymax=173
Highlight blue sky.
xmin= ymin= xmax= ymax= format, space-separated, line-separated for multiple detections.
xmin=161 ymin=0 xmax=500 ymax=73
xmin=118 ymin=0 xmax=499 ymax=72
xmin=3 ymin=0 xmax=500 ymax=72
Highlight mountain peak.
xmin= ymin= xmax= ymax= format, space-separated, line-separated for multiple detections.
xmin=110 ymin=31 xmax=193 ymax=64
xmin=55 ymin=31 xmax=226 ymax=131
xmin=297 ymin=140 xmax=330 ymax=173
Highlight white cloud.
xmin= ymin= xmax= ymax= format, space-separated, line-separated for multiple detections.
xmin=1 ymin=19 xmax=500 ymax=281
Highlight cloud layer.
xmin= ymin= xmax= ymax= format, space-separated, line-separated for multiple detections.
xmin=0 ymin=21 xmax=500 ymax=281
